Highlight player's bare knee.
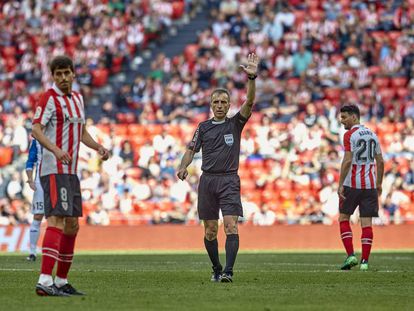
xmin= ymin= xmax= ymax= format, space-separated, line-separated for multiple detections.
xmin=338 ymin=214 xmax=350 ymax=222
xmin=205 ymin=230 xmax=218 ymax=240
xmin=64 ymin=218 xmax=79 ymax=235
xmin=224 ymin=222 xmax=238 ymax=235
xmin=33 ymin=214 xmax=43 ymax=221
xmin=205 ymin=224 xmax=218 ymax=240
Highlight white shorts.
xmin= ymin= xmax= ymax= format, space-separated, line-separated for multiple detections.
xmin=32 ymin=182 xmax=44 ymax=215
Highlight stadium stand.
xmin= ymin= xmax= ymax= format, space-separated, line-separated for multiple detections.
xmin=1 ymin=0 xmax=413 ymax=226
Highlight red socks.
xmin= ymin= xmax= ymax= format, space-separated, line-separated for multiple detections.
xmin=56 ymin=234 xmax=77 ymax=279
xmin=41 ymin=227 xmax=63 ymax=275
xmin=340 ymin=221 xmax=354 ymax=256
xmin=361 ymin=226 xmax=373 ymax=261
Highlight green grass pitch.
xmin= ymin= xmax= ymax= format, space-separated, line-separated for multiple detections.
xmin=1 ymin=252 xmax=413 ymax=310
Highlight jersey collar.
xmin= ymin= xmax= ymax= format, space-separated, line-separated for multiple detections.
xmin=351 ymin=124 xmax=363 ymax=130
xmin=211 ymin=118 xmax=227 ymax=125
xmin=52 ymin=83 xmax=65 ymax=96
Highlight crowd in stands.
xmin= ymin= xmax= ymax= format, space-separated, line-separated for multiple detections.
xmin=1 ymin=0 xmax=414 ymax=226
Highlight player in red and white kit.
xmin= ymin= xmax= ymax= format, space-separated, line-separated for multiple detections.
xmin=338 ymin=104 xmax=384 ymax=271
xmin=32 ymin=55 xmax=109 ymax=296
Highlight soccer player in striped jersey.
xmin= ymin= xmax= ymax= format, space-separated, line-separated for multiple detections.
xmin=32 ymin=55 xmax=109 ymax=296
xmin=338 ymin=104 xmax=384 ymax=271
xmin=26 ymin=138 xmax=44 ymax=262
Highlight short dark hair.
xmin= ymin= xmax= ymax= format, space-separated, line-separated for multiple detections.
xmin=50 ymin=55 xmax=74 ymax=74
xmin=340 ymin=104 xmax=360 ymax=119
xmin=210 ymin=88 xmax=230 ymax=102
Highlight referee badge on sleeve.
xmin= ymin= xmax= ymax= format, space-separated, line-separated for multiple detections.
xmin=224 ymin=134 xmax=234 ymax=146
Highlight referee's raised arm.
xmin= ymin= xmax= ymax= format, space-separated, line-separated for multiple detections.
xmin=239 ymin=53 xmax=259 ymax=119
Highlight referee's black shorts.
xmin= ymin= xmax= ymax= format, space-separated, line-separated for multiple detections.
xmin=197 ymin=172 xmax=243 ymax=220
xmin=40 ymin=174 xmax=83 ymax=218
xmin=339 ymin=186 xmax=379 ymax=217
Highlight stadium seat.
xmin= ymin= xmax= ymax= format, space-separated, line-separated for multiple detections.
xmin=371 ymin=31 xmax=387 ymax=42
xmin=306 ymin=0 xmax=320 ymax=10
xmin=0 ymin=147 xmax=13 ymax=167
xmin=374 ymin=77 xmax=390 ymax=88
xmin=172 ymin=1 xmax=185 ymax=19
xmin=391 ymin=77 xmax=407 ymax=88
xmin=184 ymin=44 xmax=199 ymax=63
xmin=310 ymin=9 xmax=324 ymax=21
xmin=1 ymin=46 xmax=16 ymax=58
xmin=91 ymin=68 xmax=109 ymax=87
xmin=396 ymin=87 xmax=409 ymax=98
xmin=128 ymin=124 xmax=145 ymax=136
xmin=111 ymin=56 xmax=124 ymax=74
xmin=113 ymin=124 xmax=129 ymax=136
xmin=293 ymin=10 xmax=306 ymax=25
xmin=378 ymin=88 xmax=395 ymax=103
xmin=324 ymin=88 xmax=341 ymax=101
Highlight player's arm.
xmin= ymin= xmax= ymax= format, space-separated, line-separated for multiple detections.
xmin=338 ymin=151 xmax=353 ymax=199
xmin=25 ymin=140 xmax=38 ymax=191
xmin=81 ymin=126 xmax=109 ymax=160
xmin=375 ymin=153 xmax=384 ymax=196
xmin=177 ymin=149 xmax=195 ymax=180
xmin=32 ymin=123 xmax=72 ymax=165
xmin=240 ymin=53 xmax=259 ymax=119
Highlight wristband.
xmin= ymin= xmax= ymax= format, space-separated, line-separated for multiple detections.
xmin=248 ymin=74 xmax=257 ymax=80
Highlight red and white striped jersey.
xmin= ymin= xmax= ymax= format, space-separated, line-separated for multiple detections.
xmin=32 ymin=84 xmax=85 ymax=177
xmin=343 ymin=125 xmax=382 ymax=189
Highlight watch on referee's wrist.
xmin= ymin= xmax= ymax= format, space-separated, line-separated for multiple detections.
xmin=248 ymin=74 xmax=257 ymax=80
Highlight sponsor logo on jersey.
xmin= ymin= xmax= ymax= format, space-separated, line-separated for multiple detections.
xmin=34 ymin=106 xmax=42 ymax=119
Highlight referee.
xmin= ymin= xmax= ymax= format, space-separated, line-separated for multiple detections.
xmin=177 ymin=53 xmax=259 ymax=283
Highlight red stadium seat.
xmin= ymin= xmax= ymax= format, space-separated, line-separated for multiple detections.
xmin=184 ymin=44 xmax=199 ymax=63
xmin=128 ymin=124 xmax=145 ymax=136
xmin=369 ymin=66 xmax=381 ymax=76
xmin=378 ymin=88 xmax=395 ymax=103
xmin=374 ymin=76 xmax=390 ymax=88
xmin=293 ymin=10 xmax=306 ymax=25
xmin=0 ymin=147 xmax=13 ymax=167
xmin=371 ymin=31 xmax=387 ymax=43
xmin=1 ymin=46 xmax=16 ymax=58
xmin=113 ymin=124 xmax=128 ymax=136
xmin=324 ymin=88 xmax=341 ymax=101
xmin=91 ymin=68 xmax=109 ymax=87
xmin=310 ymin=9 xmax=324 ymax=21
xmin=391 ymin=77 xmax=407 ymax=88
xmin=111 ymin=56 xmax=123 ymax=74
xmin=396 ymin=87 xmax=409 ymax=98
xmin=306 ymin=0 xmax=320 ymax=10
xmin=4 ymin=57 xmax=17 ymax=72
xmin=388 ymin=31 xmax=401 ymax=43
xmin=64 ymin=35 xmax=80 ymax=47
xmin=172 ymin=1 xmax=185 ymax=19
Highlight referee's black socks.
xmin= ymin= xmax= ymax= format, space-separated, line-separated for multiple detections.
xmin=204 ymin=238 xmax=221 ymax=269
xmin=224 ymin=234 xmax=239 ymax=275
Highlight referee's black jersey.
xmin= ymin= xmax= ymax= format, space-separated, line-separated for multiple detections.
xmin=187 ymin=112 xmax=249 ymax=174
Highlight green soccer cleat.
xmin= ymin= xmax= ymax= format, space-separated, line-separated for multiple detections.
xmin=360 ymin=260 xmax=369 ymax=271
xmin=340 ymin=255 xmax=358 ymax=270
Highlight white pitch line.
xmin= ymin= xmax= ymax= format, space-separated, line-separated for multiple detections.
xmin=0 ymin=268 xmax=411 ymax=273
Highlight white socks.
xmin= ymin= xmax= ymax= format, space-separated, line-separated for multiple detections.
xmin=29 ymin=220 xmax=41 ymax=255
xmin=54 ymin=276 xmax=68 ymax=288
xmin=38 ymin=275 xmax=68 ymax=288
xmin=38 ymin=274 xmax=53 ymax=286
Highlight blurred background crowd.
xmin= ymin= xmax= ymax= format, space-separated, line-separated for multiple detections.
xmin=1 ymin=0 xmax=413 ymax=227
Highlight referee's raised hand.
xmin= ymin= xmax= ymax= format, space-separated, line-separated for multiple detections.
xmin=239 ymin=53 xmax=259 ymax=77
